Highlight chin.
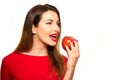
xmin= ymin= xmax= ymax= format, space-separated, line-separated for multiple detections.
xmin=48 ymin=43 xmax=56 ymax=46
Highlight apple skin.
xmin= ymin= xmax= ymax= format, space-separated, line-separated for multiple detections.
xmin=62 ymin=36 xmax=76 ymax=50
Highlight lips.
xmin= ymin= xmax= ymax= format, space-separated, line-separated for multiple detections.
xmin=49 ymin=33 xmax=58 ymax=42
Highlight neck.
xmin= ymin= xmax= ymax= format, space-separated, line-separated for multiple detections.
xmin=24 ymin=37 xmax=48 ymax=56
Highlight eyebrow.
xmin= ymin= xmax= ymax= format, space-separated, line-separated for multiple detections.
xmin=45 ymin=19 xmax=59 ymax=22
xmin=45 ymin=19 xmax=53 ymax=22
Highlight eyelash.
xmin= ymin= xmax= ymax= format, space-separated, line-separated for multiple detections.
xmin=46 ymin=22 xmax=52 ymax=25
xmin=57 ymin=22 xmax=60 ymax=27
xmin=46 ymin=22 xmax=60 ymax=27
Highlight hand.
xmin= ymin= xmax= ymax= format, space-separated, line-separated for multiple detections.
xmin=65 ymin=40 xmax=80 ymax=70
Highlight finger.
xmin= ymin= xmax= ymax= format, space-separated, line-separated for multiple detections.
xmin=74 ymin=41 xmax=80 ymax=57
xmin=73 ymin=38 xmax=78 ymax=42
xmin=65 ymin=45 xmax=72 ymax=56
xmin=74 ymin=39 xmax=79 ymax=47
xmin=70 ymin=41 xmax=74 ymax=49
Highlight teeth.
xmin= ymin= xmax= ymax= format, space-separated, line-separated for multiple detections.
xmin=50 ymin=35 xmax=56 ymax=38
xmin=53 ymin=36 xmax=56 ymax=38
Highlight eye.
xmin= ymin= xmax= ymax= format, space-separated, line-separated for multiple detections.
xmin=57 ymin=21 xmax=61 ymax=27
xmin=46 ymin=22 xmax=52 ymax=25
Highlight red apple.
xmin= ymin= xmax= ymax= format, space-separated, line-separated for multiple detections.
xmin=62 ymin=36 xmax=77 ymax=50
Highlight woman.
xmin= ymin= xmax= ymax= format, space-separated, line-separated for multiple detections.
xmin=1 ymin=4 xmax=80 ymax=80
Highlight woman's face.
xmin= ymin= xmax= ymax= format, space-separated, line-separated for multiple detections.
xmin=32 ymin=10 xmax=60 ymax=46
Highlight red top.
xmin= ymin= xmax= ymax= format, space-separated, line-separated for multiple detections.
xmin=1 ymin=52 xmax=67 ymax=80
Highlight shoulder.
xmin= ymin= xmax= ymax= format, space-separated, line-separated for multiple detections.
xmin=2 ymin=52 xmax=19 ymax=64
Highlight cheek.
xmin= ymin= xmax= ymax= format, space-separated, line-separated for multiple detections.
xmin=58 ymin=28 xmax=61 ymax=33
xmin=37 ymin=26 xmax=50 ymax=35
xmin=36 ymin=29 xmax=51 ymax=43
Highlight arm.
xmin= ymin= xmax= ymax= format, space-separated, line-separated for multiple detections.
xmin=63 ymin=40 xmax=80 ymax=80
xmin=1 ymin=58 xmax=12 ymax=80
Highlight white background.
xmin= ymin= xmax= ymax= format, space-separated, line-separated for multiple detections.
xmin=0 ymin=0 xmax=120 ymax=80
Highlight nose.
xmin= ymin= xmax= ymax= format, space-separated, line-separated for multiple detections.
xmin=53 ymin=23 xmax=60 ymax=32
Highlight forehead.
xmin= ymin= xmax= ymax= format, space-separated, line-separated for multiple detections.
xmin=41 ymin=10 xmax=59 ymax=21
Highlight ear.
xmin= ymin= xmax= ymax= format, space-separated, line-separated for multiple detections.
xmin=32 ymin=25 xmax=37 ymax=34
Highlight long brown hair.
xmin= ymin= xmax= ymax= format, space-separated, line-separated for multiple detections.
xmin=13 ymin=4 xmax=65 ymax=79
